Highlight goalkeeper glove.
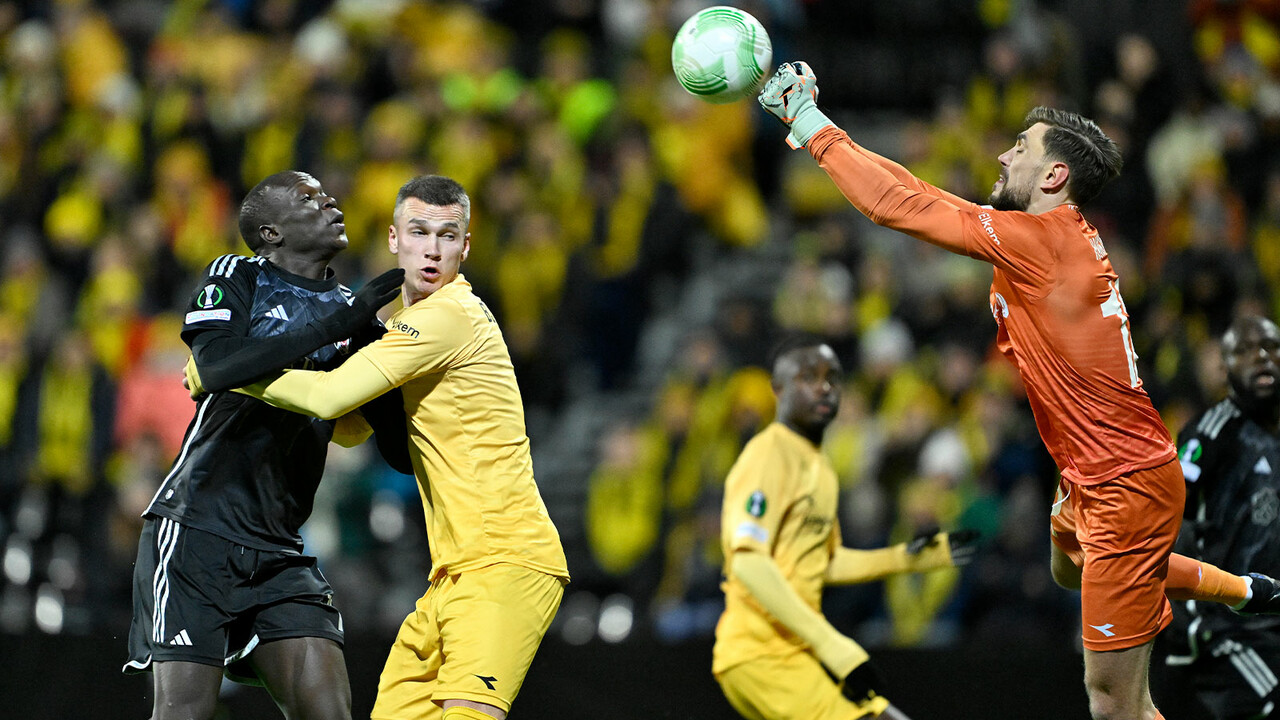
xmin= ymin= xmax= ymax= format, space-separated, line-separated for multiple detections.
xmin=907 ymin=528 xmax=981 ymax=567
xmin=757 ymin=61 xmax=834 ymax=149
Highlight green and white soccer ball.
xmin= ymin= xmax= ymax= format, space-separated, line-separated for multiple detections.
xmin=671 ymin=6 xmax=773 ymax=104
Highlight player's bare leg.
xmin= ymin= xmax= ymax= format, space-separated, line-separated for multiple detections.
xmin=1051 ymin=543 xmax=1280 ymax=614
xmin=443 ymin=698 xmax=507 ymax=719
xmin=1051 ymin=544 xmax=1082 ymax=590
xmin=1083 ymin=641 xmax=1160 ymax=720
xmin=250 ymin=636 xmax=351 ymax=720
xmin=152 ymin=660 xmax=224 ymax=720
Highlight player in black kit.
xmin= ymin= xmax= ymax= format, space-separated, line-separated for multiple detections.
xmin=122 ymin=171 xmax=405 ymax=720
xmin=1167 ymin=315 xmax=1280 ymax=719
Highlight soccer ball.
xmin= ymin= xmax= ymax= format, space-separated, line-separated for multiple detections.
xmin=671 ymin=6 xmax=773 ymax=104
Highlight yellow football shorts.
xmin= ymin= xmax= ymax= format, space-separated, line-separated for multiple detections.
xmin=716 ymin=648 xmax=890 ymax=720
xmin=371 ymin=563 xmax=566 ymax=719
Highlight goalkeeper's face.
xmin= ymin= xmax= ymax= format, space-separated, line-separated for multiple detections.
xmin=989 ymin=123 xmax=1048 ymax=212
xmin=389 ymin=197 xmax=471 ymax=305
xmin=773 ymin=344 xmax=843 ymax=436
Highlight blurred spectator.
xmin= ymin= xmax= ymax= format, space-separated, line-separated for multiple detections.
xmin=1 ymin=0 xmax=1278 ymax=659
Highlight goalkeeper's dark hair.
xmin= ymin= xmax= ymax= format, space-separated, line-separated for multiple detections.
xmin=1024 ymin=106 xmax=1122 ymax=205
xmin=395 ymin=175 xmax=471 ymax=228
xmin=238 ymin=171 xmax=305 ymax=254
xmin=768 ymin=332 xmax=831 ymax=376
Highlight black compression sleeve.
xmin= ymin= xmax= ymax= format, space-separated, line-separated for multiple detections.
xmin=190 ymin=324 xmax=330 ymax=393
xmin=359 ymin=387 xmax=414 ymax=475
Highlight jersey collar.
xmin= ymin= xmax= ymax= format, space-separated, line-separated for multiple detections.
xmin=261 ymin=259 xmax=339 ymax=292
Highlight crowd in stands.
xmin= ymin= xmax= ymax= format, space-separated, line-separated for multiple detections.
xmin=0 ymin=0 xmax=1275 ymax=656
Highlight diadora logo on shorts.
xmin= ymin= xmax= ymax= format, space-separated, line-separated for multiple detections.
xmin=1089 ymin=623 xmax=1116 ymax=638
xmin=475 ymin=674 xmax=498 ymax=690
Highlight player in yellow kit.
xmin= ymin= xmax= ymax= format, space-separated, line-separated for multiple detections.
xmin=714 ymin=337 xmax=976 ymax=720
xmin=195 ymin=175 xmax=569 ymax=720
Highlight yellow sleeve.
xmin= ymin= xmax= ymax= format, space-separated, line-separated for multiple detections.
xmin=825 ymin=535 xmax=957 ymax=585
xmin=360 ymin=297 xmax=475 ymax=385
xmin=331 ymin=412 xmax=373 ymax=447
xmin=721 ymin=432 xmax=791 ymax=555
xmin=732 ymin=550 xmax=869 ymax=677
xmin=238 ymin=352 xmax=395 ymax=420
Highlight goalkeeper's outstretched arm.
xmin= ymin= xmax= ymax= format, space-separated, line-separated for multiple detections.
xmin=758 ymin=61 xmax=972 ymax=255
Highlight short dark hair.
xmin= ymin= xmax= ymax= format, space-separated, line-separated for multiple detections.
xmin=394 ymin=175 xmax=470 ymax=227
xmin=1024 ymin=106 xmax=1122 ymax=205
xmin=238 ymin=171 xmax=304 ymax=253
xmin=768 ymin=332 xmax=830 ymax=375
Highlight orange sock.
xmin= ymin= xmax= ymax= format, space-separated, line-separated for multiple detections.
xmin=1166 ymin=553 xmax=1248 ymax=606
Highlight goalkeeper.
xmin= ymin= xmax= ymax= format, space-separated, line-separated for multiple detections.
xmin=713 ymin=336 xmax=977 ymax=720
xmin=757 ymin=61 xmax=1280 ymax=720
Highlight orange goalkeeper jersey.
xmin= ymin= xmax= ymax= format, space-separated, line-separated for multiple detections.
xmin=807 ymin=127 xmax=1175 ymax=485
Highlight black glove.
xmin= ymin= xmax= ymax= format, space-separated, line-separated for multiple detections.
xmin=310 ymin=268 xmax=404 ymax=345
xmin=907 ymin=527 xmax=981 ymax=567
xmin=945 ymin=529 xmax=980 ymax=566
xmin=828 ymin=658 xmax=888 ymax=705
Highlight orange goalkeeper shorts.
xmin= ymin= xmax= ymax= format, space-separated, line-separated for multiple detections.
xmin=1050 ymin=458 xmax=1184 ymax=651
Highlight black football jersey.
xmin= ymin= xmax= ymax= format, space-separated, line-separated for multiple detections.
xmin=145 ymin=254 xmax=359 ymax=552
xmin=1175 ymin=397 xmax=1280 ymax=634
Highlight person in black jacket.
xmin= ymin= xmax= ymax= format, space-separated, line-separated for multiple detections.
xmin=1167 ymin=315 xmax=1280 ymax=719
xmin=122 ymin=171 xmax=406 ymax=720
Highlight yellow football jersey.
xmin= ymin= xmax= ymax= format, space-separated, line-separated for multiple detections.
xmin=358 ymin=274 xmax=568 ymax=581
xmin=713 ymin=422 xmax=841 ymax=675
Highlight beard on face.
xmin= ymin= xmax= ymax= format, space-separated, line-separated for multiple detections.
xmin=989 ymin=180 xmax=1032 ymax=212
xmin=1229 ymin=372 xmax=1280 ymax=419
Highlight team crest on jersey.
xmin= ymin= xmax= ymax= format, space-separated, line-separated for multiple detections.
xmin=1252 ymin=487 xmax=1279 ymax=526
xmin=989 ymin=292 xmax=1009 ymax=322
xmin=746 ymin=490 xmax=767 ymax=517
xmin=196 ymin=284 xmax=224 ymax=308
xmin=1086 ymin=232 xmax=1107 ymax=261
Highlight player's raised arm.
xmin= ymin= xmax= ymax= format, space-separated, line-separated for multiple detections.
xmin=235 ymin=288 xmax=476 ymax=420
xmin=758 ymin=62 xmax=971 ymax=254
xmin=235 ymin=352 xmax=394 ymax=420
xmin=187 ymin=266 xmax=403 ymax=394
xmin=825 ymin=530 xmax=980 ymax=586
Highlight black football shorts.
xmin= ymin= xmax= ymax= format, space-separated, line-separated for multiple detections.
xmin=1193 ymin=634 xmax=1280 ymax=720
xmin=122 ymin=516 xmax=343 ymax=685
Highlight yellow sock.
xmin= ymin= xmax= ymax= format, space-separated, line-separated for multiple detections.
xmin=1165 ymin=554 xmax=1248 ymax=606
xmin=442 ymin=705 xmax=502 ymax=720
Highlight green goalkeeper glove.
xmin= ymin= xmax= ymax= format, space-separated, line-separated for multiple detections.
xmin=757 ymin=60 xmax=834 ymax=149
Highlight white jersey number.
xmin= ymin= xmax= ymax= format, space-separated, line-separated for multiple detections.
xmin=1100 ymin=279 xmax=1140 ymax=388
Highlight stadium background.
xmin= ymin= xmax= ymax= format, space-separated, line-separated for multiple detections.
xmin=0 ymin=0 xmax=1263 ymax=717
